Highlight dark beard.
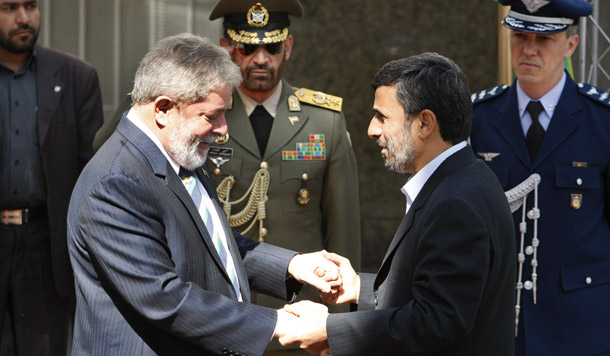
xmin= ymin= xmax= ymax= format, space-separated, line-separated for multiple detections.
xmin=240 ymin=56 xmax=286 ymax=92
xmin=0 ymin=25 xmax=39 ymax=54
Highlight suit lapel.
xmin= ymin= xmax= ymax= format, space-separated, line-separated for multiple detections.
xmin=493 ymin=85 xmax=532 ymax=168
xmin=263 ymin=80 xmax=309 ymax=159
xmin=35 ymin=46 xmax=63 ymax=146
xmin=118 ymin=118 xmax=231 ymax=289
xmin=531 ymin=77 xmax=580 ymax=168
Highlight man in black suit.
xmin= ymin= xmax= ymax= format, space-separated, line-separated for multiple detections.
xmin=280 ymin=53 xmax=516 ymax=356
xmin=0 ymin=1 xmax=103 ymax=355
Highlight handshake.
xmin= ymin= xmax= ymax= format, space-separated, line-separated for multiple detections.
xmin=275 ymin=250 xmax=360 ymax=355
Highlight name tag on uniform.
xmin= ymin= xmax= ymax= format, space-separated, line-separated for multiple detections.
xmin=209 ymin=147 xmax=233 ymax=158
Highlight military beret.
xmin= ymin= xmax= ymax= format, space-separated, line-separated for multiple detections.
xmin=499 ymin=0 xmax=592 ymax=34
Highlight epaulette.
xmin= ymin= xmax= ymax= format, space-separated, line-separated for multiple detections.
xmin=471 ymin=84 xmax=509 ymax=105
xmin=577 ymin=83 xmax=610 ymax=107
xmin=293 ymin=88 xmax=343 ymax=112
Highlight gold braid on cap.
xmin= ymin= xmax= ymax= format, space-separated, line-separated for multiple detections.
xmin=227 ymin=28 xmax=289 ymax=45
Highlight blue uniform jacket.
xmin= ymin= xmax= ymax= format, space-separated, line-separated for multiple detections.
xmin=470 ymin=74 xmax=610 ymax=356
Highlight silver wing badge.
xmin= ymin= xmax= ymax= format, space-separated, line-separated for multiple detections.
xmin=478 ymin=152 xmax=500 ymax=162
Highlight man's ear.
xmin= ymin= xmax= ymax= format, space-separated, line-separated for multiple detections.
xmin=154 ymin=96 xmax=175 ymax=127
xmin=417 ymin=109 xmax=437 ymax=140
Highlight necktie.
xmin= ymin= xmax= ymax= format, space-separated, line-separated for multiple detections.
xmin=525 ymin=101 xmax=545 ymax=161
xmin=249 ymin=105 xmax=274 ymax=156
xmin=179 ymin=168 xmax=242 ymax=301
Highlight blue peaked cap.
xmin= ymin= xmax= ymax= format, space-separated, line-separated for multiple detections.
xmin=499 ymin=0 xmax=593 ymax=34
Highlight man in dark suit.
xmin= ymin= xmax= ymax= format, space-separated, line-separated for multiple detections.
xmin=67 ymin=33 xmax=340 ymax=356
xmin=470 ymin=1 xmax=610 ymax=355
xmin=279 ymin=53 xmax=516 ymax=356
xmin=0 ymin=1 xmax=103 ymax=354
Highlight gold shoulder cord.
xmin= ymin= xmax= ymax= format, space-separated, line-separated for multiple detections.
xmin=216 ymin=168 xmax=270 ymax=242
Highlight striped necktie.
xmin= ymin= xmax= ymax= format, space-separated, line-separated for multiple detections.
xmin=179 ymin=168 xmax=242 ymax=301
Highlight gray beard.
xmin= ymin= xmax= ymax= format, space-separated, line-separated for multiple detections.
xmin=167 ymin=116 xmax=216 ymax=170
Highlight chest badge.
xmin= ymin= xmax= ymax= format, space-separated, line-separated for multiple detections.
xmin=478 ymin=152 xmax=500 ymax=162
xmin=282 ymin=134 xmax=326 ymax=160
xmin=570 ymin=194 xmax=582 ymax=210
xmin=209 ymin=156 xmax=230 ymax=176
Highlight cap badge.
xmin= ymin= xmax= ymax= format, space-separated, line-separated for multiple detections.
xmin=247 ymin=3 xmax=269 ymax=28
xmin=521 ymin=0 xmax=550 ymax=13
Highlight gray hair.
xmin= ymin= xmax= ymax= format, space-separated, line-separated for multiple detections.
xmin=372 ymin=52 xmax=472 ymax=144
xmin=131 ymin=33 xmax=242 ymax=108
xmin=565 ymin=25 xmax=578 ymax=37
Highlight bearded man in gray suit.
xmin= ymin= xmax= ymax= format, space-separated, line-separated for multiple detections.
xmin=67 ymin=33 xmax=339 ymax=356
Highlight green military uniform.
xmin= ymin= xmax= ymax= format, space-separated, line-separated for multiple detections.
xmin=209 ymin=1 xmax=361 ymax=353
xmin=208 ymin=80 xmax=361 ymax=353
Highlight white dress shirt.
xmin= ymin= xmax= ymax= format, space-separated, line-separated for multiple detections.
xmin=516 ymin=72 xmax=566 ymax=135
xmin=401 ymin=141 xmax=468 ymax=214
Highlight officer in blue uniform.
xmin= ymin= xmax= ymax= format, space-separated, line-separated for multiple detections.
xmin=470 ymin=1 xmax=610 ymax=355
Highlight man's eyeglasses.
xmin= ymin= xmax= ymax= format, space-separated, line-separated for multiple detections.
xmin=233 ymin=41 xmax=284 ymax=56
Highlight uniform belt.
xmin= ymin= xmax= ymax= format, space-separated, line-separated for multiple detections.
xmin=0 ymin=207 xmax=46 ymax=225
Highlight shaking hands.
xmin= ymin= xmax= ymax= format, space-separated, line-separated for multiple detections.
xmin=276 ymin=250 xmax=360 ymax=355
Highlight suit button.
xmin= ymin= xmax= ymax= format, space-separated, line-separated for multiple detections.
xmin=524 ymin=280 xmax=533 ymax=290
xmin=221 ymin=348 xmax=229 ymax=355
xmin=576 ymin=178 xmax=583 ymax=186
xmin=374 ymin=295 xmax=378 ymax=305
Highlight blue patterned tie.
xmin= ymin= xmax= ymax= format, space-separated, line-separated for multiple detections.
xmin=179 ymin=168 xmax=242 ymax=301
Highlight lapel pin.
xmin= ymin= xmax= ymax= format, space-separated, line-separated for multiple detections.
xmin=54 ymin=85 xmax=61 ymax=93
xmin=288 ymin=116 xmax=299 ymax=125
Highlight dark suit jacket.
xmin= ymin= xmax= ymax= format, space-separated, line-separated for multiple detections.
xmin=0 ymin=45 xmax=103 ymax=297
xmin=68 ymin=116 xmax=299 ymax=356
xmin=326 ymin=146 xmax=516 ymax=356
xmin=471 ymin=75 xmax=610 ymax=356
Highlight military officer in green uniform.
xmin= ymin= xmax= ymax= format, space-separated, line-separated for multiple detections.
xmin=208 ymin=1 xmax=361 ymax=354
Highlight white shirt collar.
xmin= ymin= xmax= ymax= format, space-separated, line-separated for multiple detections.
xmin=401 ymin=141 xmax=467 ymax=214
xmin=127 ymin=108 xmax=180 ymax=175
xmin=516 ymin=72 xmax=566 ymax=133
xmin=236 ymin=81 xmax=283 ymax=118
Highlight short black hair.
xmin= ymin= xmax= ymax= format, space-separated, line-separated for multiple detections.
xmin=372 ymin=52 xmax=472 ymax=144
